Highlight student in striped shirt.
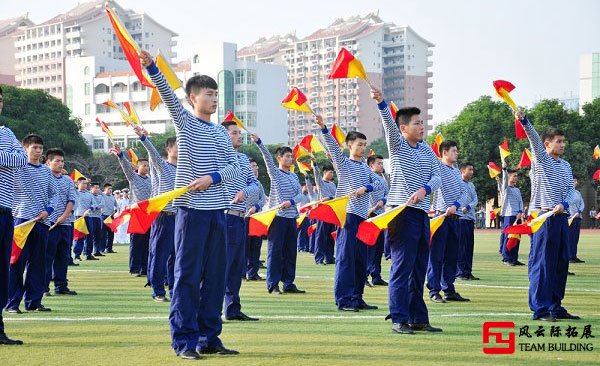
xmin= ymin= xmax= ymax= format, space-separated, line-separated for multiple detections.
xmin=427 ymin=140 xmax=471 ymax=304
xmin=44 ymin=148 xmax=77 ymax=296
xmin=133 ymin=125 xmax=178 ymax=302
xmin=101 ymin=183 xmax=118 ymax=254
xmin=6 ymin=134 xmax=58 ymax=314
xmin=568 ymin=176 xmax=585 ymax=264
xmin=113 ymin=144 xmax=152 ymax=277
xmin=366 ymin=154 xmax=389 ymax=287
xmin=0 ymin=86 xmax=28 ymax=345
xmin=73 ymin=178 xmax=96 ymax=260
xmin=245 ymin=158 xmax=267 ymax=281
xmin=456 ymin=162 xmax=480 ymax=281
xmin=221 ymin=121 xmax=260 ymax=322
xmin=499 ymin=161 xmax=524 ymax=266
xmin=373 ymin=88 xmax=443 ymax=334
xmin=89 ymin=182 xmax=106 ymax=258
xmin=141 ymin=51 xmax=241 ymax=359
xmin=296 ymin=177 xmax=315 ymax=253
xmin=316 ymin=115 xmax=385 ymax=312
xmin=517 ymin=109 xmax=579 ymax=322
xmin=313 ymin=162 xmax=337 ymax=264
xmin=251 ymin=133 xmax=305 ymax=295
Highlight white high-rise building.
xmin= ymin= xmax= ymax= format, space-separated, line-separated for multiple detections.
xmin=238 ymin=12 xmax=434 ymax=146
xmin=11 ymin=0 xmax=177 ymax=102
xmin=0 ymin=14 xmax=35 ymax=85
xmin=67 ymin=41 xmax=288 ymax=151
xmin=580 ymin=53 xmax=600 ymax=112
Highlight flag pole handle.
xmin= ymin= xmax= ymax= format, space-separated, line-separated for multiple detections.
xmin=364 ymin=76 xmax=375 ymax=90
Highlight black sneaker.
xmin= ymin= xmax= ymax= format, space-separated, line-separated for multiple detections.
xmin=68 ymin=262 xmax=79 ymax=266
xmin=556 ymin=313 xmax=581 ymax=320
xmin=514 ymin=261 xmax=526 ymax=266
xmin=5 ymin=308 xmax=22 ymax=314
xmin=372 ymin=278 xmax=388 ymax=286
xmin=27 ymin=305 xmax=51 ymax=312
xmin=357 ymin=303 xmax=378 ymax=310
xmin=338 ymin=306 xmax=359 ymax=312
xmin=468 ymin=274 xmax=480 ymax=280
xmin=93 ymin=252 xmax=105 ymax=257
xmin=536 ymin=314 xmax=556 ymax=322
xmin=456 ymin=275 xmax=469 ymax=281
xmin=153 ymin=295 xmax=169 ymax=303
xmin=199 ymin=345 xmax=239 ymax=355
xmin=444 ymin=293 xmax=470 ymax=302
xmin=365 ymin=280 xmax=373 ymax=288
xmin=179 ymin=350 xmax=201 ymax=360
xmin=268 ymin=286 xmax=282 ymax=295
xmin=74 ymin=255 xmax=82 ymax=261
xmin=392 ymin=323 xmax=415 ymax=334
xmin=86 ymin=256 xmax=99 ymax=261
xmin=409 ymin=323 xmax=443 ymax=332
xmin=55 ymin=289 xmax=78 ymax=295
xmin=430 ymin=294 xmax=446 ymax=303
xmin=0 ymin=332 xmax=23 ymax=345
xmin=282 ymin=285 xmax=306 ymax=294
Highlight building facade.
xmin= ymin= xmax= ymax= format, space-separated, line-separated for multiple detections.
xmin=580 ymin=53 xmax=600 ymax=112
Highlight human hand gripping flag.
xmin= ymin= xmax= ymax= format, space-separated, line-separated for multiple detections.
xmin=10 ymin=219 xmax=37 ymax=264
xmin=503 ymin=211 xmax=554 ymax=235
xmin=356 ymin=205 xmax=407 ymax=246
xmin=308 ymin=195 xmax=351 ymax=227
xmin=126 ymin=187 xmax=189 ymax=234
xmin=328 ymin=47 xmax=373 ymax=88
xmin=282 ymin=87 xmax=314 ymax=114
xmin=499 ymin=138 xmax=511 ymax=163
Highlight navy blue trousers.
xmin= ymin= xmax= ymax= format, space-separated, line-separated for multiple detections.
xmin=427 ymin=217 xmax=460 ymax=297
xmin=100 ymin=215 xmax=113 ymax=253
xmin=367 ymin=230 xmax=385 ymax=281
xmin=225 ymin=214 xmax=247 ymax=318
xmin=170 ymin=208 xmax=226 ymax=354
xmin=456 ymin=219 xmax=475 ymax=277
xmin=245 ymin=223 xmax=263 ymax=279
xmin=314 ymin=221 xmax=335 ymax=264
xmin=130 ymin=230 xmax=150 ymax=274
xmin=148 ymin=212 xmax=175 ymax=298
xmin=568 ymin=218 xmax=582 ymax=260
xmin=308 ymin=219 xmax=317 ymax=254
xmin=0 ymin=212 xmax=14 ymax=332
xmin=266 ymin=216 xmax=297 ymax=291
xmin=388 ymin=207 xmax=430 ymax=324
xmin=73 ymin=216 xmax=93 ymax=257
xmin=334 ymin=213 xmax=368 ymax=309
xmin=528 ymin=214 xmax=570 ymax=319
xmin=501 ymin=215 xmax=519 ymax=263
xmin=296 ymin=218 xmax=310 ymax=252
xmin=45 ymin=224 xmax=72 ymax=292
xmin=88 ymin=217 xmax=102 ymax=256
xmin=7 ymin=220 xmax=48 ymax=310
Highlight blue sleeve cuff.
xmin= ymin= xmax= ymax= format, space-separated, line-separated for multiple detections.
xmin=377 ymin=100 xmax=388 ymax=111
xmin=365 ymin=185 xmax=374 ymax=193
xmin=254 ymin=204 xmax=261 ymax=212
xmin=256 ymin=138 xmax=262 ymax=145
xmin=521 ymin=116 xmax=530 ymax=125
xmin=321 ymin=126 xmax=329 ymax=134
xmin=466 ymin=205 xmax=472 ymax=211
xmin=517 ymin=210 xmax=523 ymax=214
xmin=578 ymin=210 xmax=582 ymax=214
xmin=328 ymin=196 xmax=334 ymax=200
xmin=118 ymin=152 xmax=124 ymax=159
xmin=453 ymin=201 xmax=461 ymax=209
xmin=67 ymin=200 xmax=75 ymax=205
xmin=289 ymin=199 xmax=296 ymax=206
xmin=208 ymin=172 xmax=222 ymax=185
xmin=45 ymin=207 xmax=54 ymax=215
xmin=140 ymin=135 xmax=147 ymax=141
xmin=423 ymin=185 xmax=432 ymax=195
xmin=146 ymin=62 xmax=159 ymax=76
xmin=561 ymin=201 xmax=569 ymax=210
xmin=380 ymin=198 xmax=387 ymax=205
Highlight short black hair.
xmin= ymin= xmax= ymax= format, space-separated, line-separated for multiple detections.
xmin=460 ymin=162 xmax=473 ymax=170
xmin=46 ymin=148 xmax=65 ymax=161
xmin=76 ymin=177 xmax=87 ymax=183
xmin=507 ymin=169 xmax=518 ymax=175
xmin=396 ymin=107 xmax=421 ymax=126
xmin=22 ymin=134 xmax=44 ymax=147
xmin=439 ymin=140 xmax=458 ymax=155
xmin=275 ymin=146 xmax=293 ymax=158
xmin=221 ymin=121 xmax=237 ymax=130
xmin=185 ymin=75 xmax=218 ymax=98
xmin=249 ymin=158 xmax=257 ymax=164
xmin=346 ymin=131 xmax=367 ymax=143
xmin=0 ymin=86 xmax=3 ymax=95
xmin=367 ymin=154 xmax=384 ymax=166
xmin=90 ymin=182 xmax=100 ymax=187
xmin=322 ymin=164 xmax=334 ymax=173
xmin=165 ymin=137 xmax=176 ymax=149
xmin=573 ymin=174 xmax=579 ymax=180
xmin=541 ymin=127 xmax=565 ymax=142
xmin=104 ymin=183 xmax=113 ymax=188
xmin=138 ymin=158 xmax=149 ymax=164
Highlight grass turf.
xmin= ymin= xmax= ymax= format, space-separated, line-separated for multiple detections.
xmin=1 ymin=230 xmax=598 ymax=365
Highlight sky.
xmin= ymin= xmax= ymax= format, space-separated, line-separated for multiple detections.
xmin=4 ymin=0 xmax=599 ymax=125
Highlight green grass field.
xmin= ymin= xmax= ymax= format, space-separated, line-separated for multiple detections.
xmin=1 ymin=230 xmax=598 ymax=365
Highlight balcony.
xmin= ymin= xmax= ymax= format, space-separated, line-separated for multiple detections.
xmin=427 ymin=82 xmax=433 ymax=88
xmin=427 ymin=93 xmax=433 ymax=100
xmin=170 ymin=40 xmax=178 ymax=47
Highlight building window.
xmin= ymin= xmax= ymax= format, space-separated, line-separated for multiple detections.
xmin=247 ymin=91 xmax=257 ymax=105
xmin=93 ymin=139 xmax=105 ymax=150
xmin=246 ymin=112 xmax=257 ymax=127
xmin=193 ymin=55 xmax=199 ymax=64
xmin=85 ymin=104 xmax=90 ymax=115
xmin=247 ymin=69 xmax=256 ymax=84
xmin=235 ymin=69 xmax=245 ymax=84
xmin=84 ymin=66 xmax=90 ymax=75
xmin=235 ymin=91 xmax=246 ymax=105
xmin=113 ymin=138 xmax=125 ymax=148
xmin=84 ymin=83 xmax=90 ymax=96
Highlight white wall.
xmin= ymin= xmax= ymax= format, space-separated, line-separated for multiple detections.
xmin=579 ymin=54 xmax=593 ymax=109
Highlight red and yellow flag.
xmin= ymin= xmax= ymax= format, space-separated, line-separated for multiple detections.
xmin=105 ymin=5 xmax=153 ymax=88
xmin=431 ymin=133 xmax=444 ymax=158
xmin=429 ymin=215 xmax=446 ymax=244
xmin=506 ymin=233 xmax=521 ymax=251
xmin=150 ymin=50 xmax=182 ymax=111
xmin=127 ymin=187 xmax=189 ymax=234
xmin=517 ymin=148 xmax=532 ymax=169
xmin=331 ymin=124 xmax=346 ymax=148
xmin=69 ymin=169 xmax=86 ymax=182
xmin=389 ymin=101 xmax=399 ymax=120
xmin=293 ymin=144 xmax=311 ymax=161
xmin=103 ymin=100 xmax=132 ymax=126
xmin=328 ymin=47 xmax=367 ymax=80
xmin=10 ymin=220 xmax=36 ymax=265
xmin=593 ymin=145 xmax=600 ymax=160
xmin=488 ymin=162 xmax=501 ymax=179
xmin=248 ymin=206 xmax=279 ymax=237
xmin=296 ymin=212 xmax=307 ymax=228
xmin=515 ymin=118 xmax=527 ymax=140
xmin=493 ymin=80 xmax=517 ymax=111
xmin=223 ymin=110 xmax=248 ymax=132
xmin=128 ymin=149 xmax=139 ymax=167
xmin=299 ymin=134 xmax=325 ymax=154
xmin=594 ymin=169 xmax=600 ymax=182
xmin=107 ymin=209 xmax=131 ymax=233
xmin=73 ymin=216 xmax=89 ymax=241
xmin=297 ymin=161 xmax=311 ymax=176
xmin=307 ymin=223 xmax=317 ymax=237
xmin=97 ymin=118 xmax=115 ymax=141
xmin=490 ymin=207 xmax=501 ymax=221
xmin=282 ymin=87 xmax=312 ymax=114
xmin=308 ymin=195 xmax=350 ymax=227
xmin=123 ymin=101 xmax=141 ymax=126
xmin=368 ymin=149 xmax=375 ymax=157
xmin=356 ymin=205 xmax=407 ymax=246
xmin=331 ymin=230 xmax=338 ymax=242
xmin=499 ymin=138 xmax=511 ymax=162
xmin=503 ymin=211 xmax=554 ymax=235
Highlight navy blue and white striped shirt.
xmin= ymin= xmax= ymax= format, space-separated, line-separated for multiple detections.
xmin=246 ymin=180 xmax=267 ymax=212
xmin=101 ymin=193 xmax=118 ymax=216
xmin=73 ymin=189 xmax=98 ymax=217
xmin=528 ymin=157 xmax=541 ymax=215
xmin=369 ymin=173 xmax=389 ymax=216
xmin=0 ymin=126 xmax=28 ymax=210
xmin=377 ymin=100 xmax=442 ymax=212
xmin=520 ymin=117 xmax=576 ymax=210
xmin=313 ymin=161 xmax=337 ymax=200
xmin=500 ymin=168 xmax=523 ymax=216
xmin=459 ymin=180 xmax=478 ymax=221
xmin=48 ymin=174 xmax=76 ymax=226
xmin=117 ymin=153 xmax=152 ymax=205
xmin=433 ymin=161 xmax=470 ymax=215
xmin=226 ymin=152 xmax=260 ymax=212
xmin=256 ymin=140 xmax=303 ymax=218
xmin=321 ymin=127 xmax=385 ymax=219
xmin=139 ymin=135 xmax=177 ymax=213
xmin=147 ymin=63 xmax=240 ymax=210
xmin=13 ymin=163 xmax=58 ymax=226
xmin=570 ymin=190 xmax=584 ymax=216
xmin=89 ymin=193 xmax=104 ymax=218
